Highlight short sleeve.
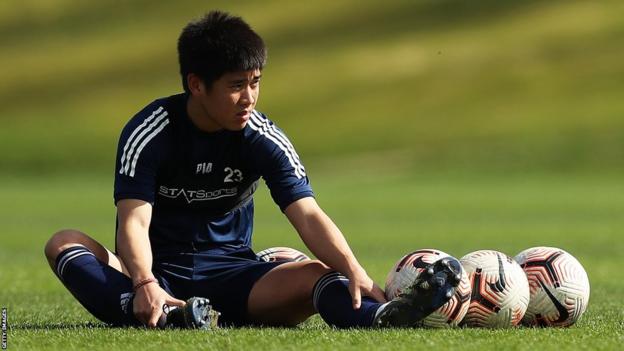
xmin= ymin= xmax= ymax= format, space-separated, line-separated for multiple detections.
xmin=114 ymin=104 xmax=170 ymax=204
xmin=247 ymin=112 xmax=314 ymax=211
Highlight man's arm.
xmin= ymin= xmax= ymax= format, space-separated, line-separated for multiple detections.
xmin=116 ymin=199 xmax=185 ymax=327
xmin=284 ymin=197 xmax=386 ymax=308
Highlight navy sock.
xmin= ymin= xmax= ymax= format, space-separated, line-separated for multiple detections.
xmin=312 ymin=272 xmax=381 ymax=328
xmin=55 ymin=246 xmax=140 ymax=326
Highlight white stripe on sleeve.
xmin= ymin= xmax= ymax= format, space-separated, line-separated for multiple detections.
xmin=128 ymin=118 xmax=170 ymax=177
xmin=119 ymin=106 xmax=164 ymax=172
xmin=120 ymin=111 xmax=168 ymax=176
xmin=248 ymin=112 xmax=306 ymax=179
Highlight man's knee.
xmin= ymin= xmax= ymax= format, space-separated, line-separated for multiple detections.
xmin=44 ymin=229 xmax=88 ymax=263
xmin=292 ymin=260 xmax=333 ymax=294
xmin=302 ymin=260 xmax=332 ymax=280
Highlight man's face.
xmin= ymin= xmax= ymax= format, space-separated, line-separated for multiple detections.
xmin=194 ymin=69 xmax=261 ymax=131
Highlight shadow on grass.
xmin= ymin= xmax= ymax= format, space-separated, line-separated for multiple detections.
xmin=10 ymin=322 xmax=112 ymax=330
xmin=10 ymin=322 xmax=303 ymax=331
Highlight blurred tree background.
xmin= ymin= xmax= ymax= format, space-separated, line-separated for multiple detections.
xmin=1 ymin=0 xmax=623 ymax=176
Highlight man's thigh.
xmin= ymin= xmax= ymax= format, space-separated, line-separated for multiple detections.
xmin=246 ymin=260 xmax=332 ymax=326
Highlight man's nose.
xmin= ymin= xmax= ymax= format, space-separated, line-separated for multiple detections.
xmin=240 ymin=85 xmax=255 ymax=105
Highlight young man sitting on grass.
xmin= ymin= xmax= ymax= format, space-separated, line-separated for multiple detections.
xmin=44 ymin=10 xmax=461 ymax=329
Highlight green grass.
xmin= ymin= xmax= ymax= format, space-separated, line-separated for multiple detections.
xmin=1 ymin=167 xmax=622 ymax=350
xmin=1 ymin=0 xmax=623 ymax=348
xmin=1 ymin=0 xmax=624 ymax=174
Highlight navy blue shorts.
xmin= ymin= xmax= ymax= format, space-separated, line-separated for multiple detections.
xmin=152 ymin=247 xmax=285 ymax=326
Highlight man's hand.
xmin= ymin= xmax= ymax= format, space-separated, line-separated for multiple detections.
xmin=117 ymin=200 xmax=186 ymax=327
xmin=133 ymin=281 xmax=186 ymax=327
xmin=347 ymin=268 xmax=387 ymax=309
xmin=284 ymin=198 xmax=388 ymax=309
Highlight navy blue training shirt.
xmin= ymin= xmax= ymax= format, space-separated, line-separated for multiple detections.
xmin=114 ymin=93 xmax=314 ymax=253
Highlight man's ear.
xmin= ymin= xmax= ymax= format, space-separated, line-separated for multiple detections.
xmin=187 ymin=73 xmax=204 ymax=95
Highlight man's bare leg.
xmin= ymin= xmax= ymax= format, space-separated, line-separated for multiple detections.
xmin=44 ymin=229 xmax=128 ymax=275
xmin=247 ymin=260 xmax=332 ymax=326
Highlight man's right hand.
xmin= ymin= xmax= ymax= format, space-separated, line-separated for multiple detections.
xmin=133 ymin=281 xmax=186 ymax=327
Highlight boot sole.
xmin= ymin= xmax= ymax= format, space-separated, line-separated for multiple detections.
xmin=374 ymin=257 xmax=462 ymax=327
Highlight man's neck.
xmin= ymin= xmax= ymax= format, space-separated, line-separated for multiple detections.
xmin=186 ymin=95 xmax=220 ymax=132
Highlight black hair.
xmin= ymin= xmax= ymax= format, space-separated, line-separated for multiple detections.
xmin=177 ymin=11 xmax=267 ymax=92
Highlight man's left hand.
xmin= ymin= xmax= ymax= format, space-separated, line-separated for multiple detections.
xmin=347 ymin=268 xmax=387 ymax=309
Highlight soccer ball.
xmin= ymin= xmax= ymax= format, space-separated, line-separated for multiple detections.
xmin=385 ymin=249 xmax=471 ymax=328
xmin=460 ymin=250 xmax=530 ymax=328
xmin=256 ymin=247 xmax=310 ymax=262
xmin=514 ymin=246 xmax=590 ymax=327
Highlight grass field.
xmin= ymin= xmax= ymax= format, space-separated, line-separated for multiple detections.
xmin=2 ymin=165 xmax=622 ymax=350
xmin=1 ymin=0 xmax=623 ymax=349
xmin=2 ymin=0 xmax=624 ymax=174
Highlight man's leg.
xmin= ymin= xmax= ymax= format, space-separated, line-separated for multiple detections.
xmin=46 ymin=230 xmax=217 ymax=329
xmin=44 ymin=229 xmax=128 ymax=273
xmin=247 ymin=260 xmax=329 ymax=326
xmin=44 ymin=229 xmax=140 ymax=326
xmin=247 ymin=260 xmax=382 ymax=327
xmin=247 ymin=257 xmax=462 ymax=328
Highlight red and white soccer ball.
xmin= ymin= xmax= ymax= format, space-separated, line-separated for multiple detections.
xmin=256 ymin=247 xmax=310 ymax=263
xmin=385 ymin=249 xmax=471 ymax=328
xmin=460 ymin=250 xmax=530 ymax=328
xmin=514 ymin=246 xmax=590 ymax=327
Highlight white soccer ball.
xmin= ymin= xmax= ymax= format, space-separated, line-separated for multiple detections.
xmin=385 ymin=249 xmax=471 ymax=328
xmin=460 ymin=250 xmax=530 ymax=328
xmin=514 ymin=246 xmax=590 ymax=327
xmin=256 ymin=246 xmax=310 ymax=262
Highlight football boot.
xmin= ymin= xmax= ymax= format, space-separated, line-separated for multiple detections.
xmin=159 ymin=297 xmax=220 ymax=329
xmin=373 ymin=256 xmax=462 ymax=327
